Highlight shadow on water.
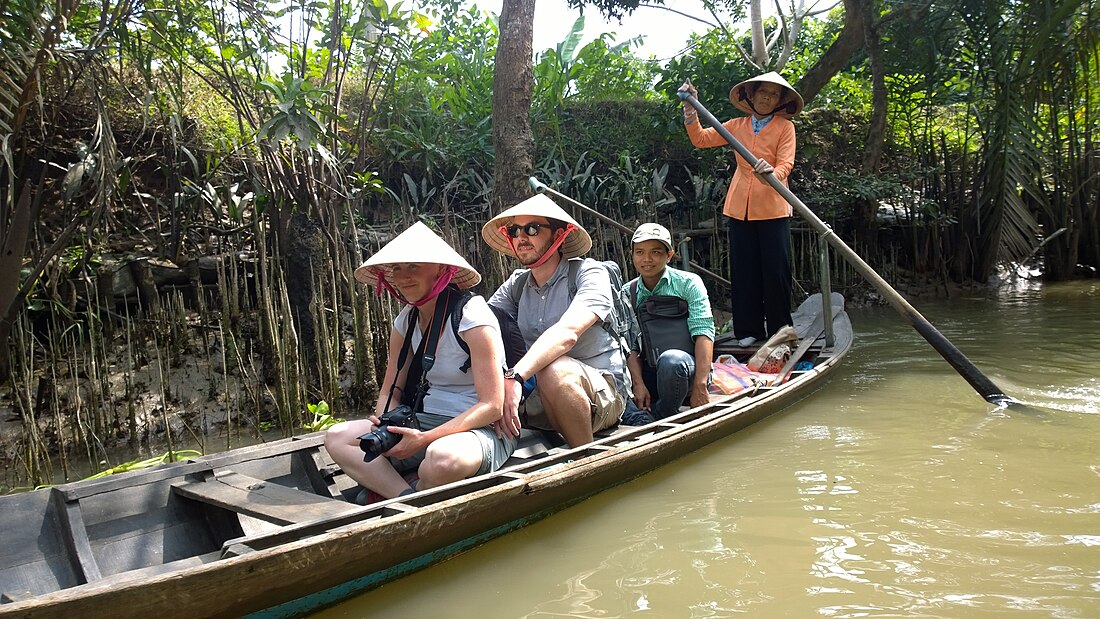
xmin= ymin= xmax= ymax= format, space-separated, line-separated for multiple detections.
xmin=314 ymin=281 xmax=1100 ymax=618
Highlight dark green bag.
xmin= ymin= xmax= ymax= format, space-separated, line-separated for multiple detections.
xmin=630 ymin=281 xmax=695 ymax=367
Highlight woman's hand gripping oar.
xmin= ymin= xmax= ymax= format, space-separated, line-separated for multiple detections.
xmin=677 ymin=81 xmax=1017 ymax=408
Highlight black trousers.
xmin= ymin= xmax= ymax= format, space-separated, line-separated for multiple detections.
xmin=727 ymin=216 xmax=793 ymax=340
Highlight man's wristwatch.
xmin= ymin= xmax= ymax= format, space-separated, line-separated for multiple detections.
xmin=504 ymin=367 xmax=526 ymax=384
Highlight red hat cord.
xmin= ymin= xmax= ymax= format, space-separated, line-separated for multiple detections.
xmin=497 ymin=223 xmax=578 ymax=269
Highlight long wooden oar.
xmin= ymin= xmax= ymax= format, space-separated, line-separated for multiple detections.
xmin=527 ymin=176 xmax=731 ymax=286
xmin=678 ymin=88 xmax=1014 ymax=407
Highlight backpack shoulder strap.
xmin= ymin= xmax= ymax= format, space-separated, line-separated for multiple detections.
xmin=449 ymin=291 xmax=475 ymax=334
xmin=394 ymin=307 xmax=420 ymax=375
xmin=507 ymin=269 xmax=531 ymax=307
xmin=383 ymin=306 xmax=420 ymax=411
xmin=450 ymin=291 xmax=476 ymax=373
xmin=566 ymin=257 xmax=582 ymax=300
xmin=630 ymin=279 xmax=639 ymax=312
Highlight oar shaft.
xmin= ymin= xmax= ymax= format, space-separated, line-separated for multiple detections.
xmin=678 ymin=91 xmax=1011 ymax=406
xmin=528 ymin=177 xmax=732 ymax=286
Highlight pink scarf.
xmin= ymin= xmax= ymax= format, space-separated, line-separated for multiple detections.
xmin=372 ymin=265 xmax=459 ymax=306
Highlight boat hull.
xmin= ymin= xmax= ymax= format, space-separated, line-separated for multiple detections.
xmin=1 ymin=294 xmax=851 ymax=619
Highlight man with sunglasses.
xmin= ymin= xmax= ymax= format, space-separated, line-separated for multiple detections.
xmin=481 ymin=194 xmax=628 ymax=447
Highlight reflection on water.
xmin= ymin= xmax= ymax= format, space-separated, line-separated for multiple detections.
xmin=315 ymin=281 xmax=1100 ymax=618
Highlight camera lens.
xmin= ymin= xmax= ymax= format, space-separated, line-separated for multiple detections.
xmin=359 ymin=427 xmax=401 ymax=462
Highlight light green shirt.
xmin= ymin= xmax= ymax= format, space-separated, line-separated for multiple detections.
xmin=623 ymin=266 xmax=715 ymax=350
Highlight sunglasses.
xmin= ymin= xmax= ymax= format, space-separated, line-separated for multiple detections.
xmin=505 ymin=223 xmax=553 ymax=238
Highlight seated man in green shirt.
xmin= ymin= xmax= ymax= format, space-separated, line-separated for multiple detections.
xmin=623 ymin=223 xmax=715 ymax=419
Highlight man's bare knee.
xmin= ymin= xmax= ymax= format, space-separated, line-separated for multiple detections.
xmin=536 ymin=357 xmax=582 ymax=392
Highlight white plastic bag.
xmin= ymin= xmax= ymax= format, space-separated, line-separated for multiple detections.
xmin=746 ymin=326 xmax=798 ymax=372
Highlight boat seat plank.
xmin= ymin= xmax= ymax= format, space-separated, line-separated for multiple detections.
xmin=62 ymin=434 xmax=329 ymax=501
xmin=51 ymin=491 xmax=102 ymax=583
xmin=1 ymin=590 xmax=30 ymax=603
xmin=172 ymin=471 xmax=360 ymax=526
xmin=221 ymin=543 xmax=256 ymax=558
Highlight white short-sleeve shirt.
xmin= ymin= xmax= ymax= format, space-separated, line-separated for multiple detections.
xmin=393 ymin=294 xmax=503 ymax=418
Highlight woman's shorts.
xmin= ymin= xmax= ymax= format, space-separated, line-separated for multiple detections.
xmin=390 ymin=412 xmax=518 ymax=476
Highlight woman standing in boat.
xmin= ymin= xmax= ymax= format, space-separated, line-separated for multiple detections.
xmin=325 ymin=222 xmax=515 ymax=502
xmin=681 ymin=72 xmax=804 ymax=345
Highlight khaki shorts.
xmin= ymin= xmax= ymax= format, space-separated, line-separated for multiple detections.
xmin=522 ymin=359 xmax=625 ymax=434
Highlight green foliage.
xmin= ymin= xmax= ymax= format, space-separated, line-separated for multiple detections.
xmin=374 ymin=2 xmax=662 ymax=217
xmin=303 ymin=400 xmax=344 ymax=431
xmin=533 ymin=16 xmax=656 ymax=110
xmin=535 ymin=98 xmax=689 ymax=172
xmin=258 ymin=75 xmax=334 ymax=149
xmin=569 ymin=36 xmax=659 ymax=102
xmin=374 ymin=0 xmax=498 ymax=208
xmin=83 ymin=450 xmax=204 ymax=479
xmin=659 ymin=31 xmax=749 ymax=120
xmin=185 ymin=77 xmax=250 ymax=149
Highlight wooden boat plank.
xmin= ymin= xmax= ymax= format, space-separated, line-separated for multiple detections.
xmin=222 ymin=543 xmax=257 ymax=558
xmin=216 ymin=475 xmax=531 ymax=555
xmin=172 ymin=471 xmax=360 ymax=525
xmin=299 ymin=446 xmax=344 ymax=498
xmin=0 ymin=488 xmax=81 ymax=600
xmin=59 ymin=434 xmax=329 ymax=501
xmin=50 ymin=492 xmax=101 ymax=583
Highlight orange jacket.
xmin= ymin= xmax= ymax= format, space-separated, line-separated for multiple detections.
xmin=686 ymin=115 xmax=795 ymax=221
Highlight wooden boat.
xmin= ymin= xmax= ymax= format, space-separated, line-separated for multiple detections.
xmin=0 ymin=292 xmax=851 ymax=619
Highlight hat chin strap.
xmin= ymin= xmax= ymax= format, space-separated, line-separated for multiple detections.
xmin=748 ymin=99 xmax=777 ymax=118
xmin=373 ymin=265 xmax=458 ymax=306
xmin=498 ymin=223 xmax=578 ymax=269
xmin=741 ymin=89 xmax=784 ymax=117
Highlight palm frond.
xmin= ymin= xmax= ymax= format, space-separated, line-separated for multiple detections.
xmin=973 ymin=0 xmax=1089 ymax=276
xmin=0 ymin=0 xmax=47 ymax=134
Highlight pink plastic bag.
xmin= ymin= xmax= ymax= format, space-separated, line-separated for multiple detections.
xmin=708 ymin=355 xmax=778 ymax=394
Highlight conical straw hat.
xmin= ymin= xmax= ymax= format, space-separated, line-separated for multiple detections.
xmin=481 ymin=194 xmax=593 ymax=259
xmin=354 ymin=222 xmax=481 ymax=289
xmin=728 ymin=71 xmax=804 ymax=118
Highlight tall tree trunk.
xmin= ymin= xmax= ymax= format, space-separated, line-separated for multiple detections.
xmin=284 ymin=212 xmax=324 ymax=383
xmin=854 ymin=0 xmax=887 ymax=249
xmin=0 ymin=183 xmax=36 ymax=381
xmin=796 ymin=0 xmax=866 ymax=105
xmin=491 ymin=0 xmax=537 ymax=211
xmin=749 ymin=0 xmax=767 ymax=67
xmin=860 ymin=0 xmax=887 ymax=174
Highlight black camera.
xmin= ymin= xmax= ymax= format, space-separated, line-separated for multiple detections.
xmin=358 ymin=405 xmax=421 ymax=462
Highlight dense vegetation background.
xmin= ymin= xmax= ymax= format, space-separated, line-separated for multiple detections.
xmin=0 ymin=0 xmax=1096 ymax=488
